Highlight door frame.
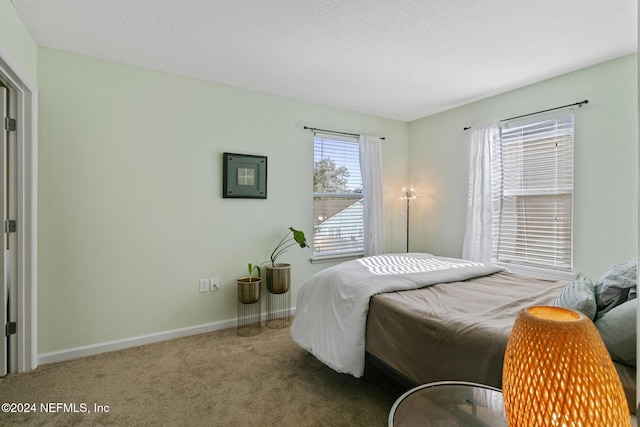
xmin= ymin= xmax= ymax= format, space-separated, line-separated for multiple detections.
xmin=0 ymin=48 xmax=37 ymax=373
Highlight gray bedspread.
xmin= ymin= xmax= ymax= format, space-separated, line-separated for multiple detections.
xmin=365 ymin=271 xmax=637 ymax=413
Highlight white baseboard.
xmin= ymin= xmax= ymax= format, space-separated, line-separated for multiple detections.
xmin=38 ymin=307 xmax=296 ymax=366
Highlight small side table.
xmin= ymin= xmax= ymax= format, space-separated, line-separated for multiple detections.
xmin=389 ymin=381 xmax=507 ymax=427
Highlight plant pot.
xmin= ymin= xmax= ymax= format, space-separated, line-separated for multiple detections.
xmin=265 ymin=263 xmax=291 ymax=294
xmin=237 ymin=277 xmax=262 ymax=304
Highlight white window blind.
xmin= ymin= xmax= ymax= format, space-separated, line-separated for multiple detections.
xmin=496 ymin=112 xmax=574 ymax=271
xmin=313 ymin=135 xmax=364 ymax=257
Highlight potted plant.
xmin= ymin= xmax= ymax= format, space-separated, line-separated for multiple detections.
xmin=237 ymin=263 xmax=262 ymax=304
xmin=265 ymin=227 xmax=308 ymax=294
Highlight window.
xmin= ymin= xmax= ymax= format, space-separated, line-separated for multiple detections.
xmin=495 ymin=112 xmax=574 ymax=271
xmin=313 ymin=134 xmax=363 ymax=258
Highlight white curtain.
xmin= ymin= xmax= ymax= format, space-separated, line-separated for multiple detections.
xmin=462 ymin=123 xmax=501 ymax=264
xmin=359 ymin=135 xmax=385 ymax=256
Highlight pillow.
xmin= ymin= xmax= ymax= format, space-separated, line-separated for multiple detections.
xmin=628 ymin=286 xmax=637 ymax=301
xmin=553 ymin=276 xmax=597 ymax=320
xmin=595 ymin=298 xmax=637 ymax=366
xmin=594 ymin=259 xmax=637 ymax=319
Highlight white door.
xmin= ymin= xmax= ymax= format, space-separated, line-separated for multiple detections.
xmin=0 ymin=85 xmax=7 ymax=377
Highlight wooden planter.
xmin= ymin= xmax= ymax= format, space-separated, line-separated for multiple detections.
xmin=237 ymin=277 xmax=262 ymax=304
xmin=265 ymin=264 xmax=290 ymax=294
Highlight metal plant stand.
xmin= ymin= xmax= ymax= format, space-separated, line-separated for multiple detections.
xmin=266 ymin=288 xmax=291 ymax=329
xmin=237 ymin=300 xmax=262 ymax=336
xmin=236 ymin=278 xmax=262 ymax=337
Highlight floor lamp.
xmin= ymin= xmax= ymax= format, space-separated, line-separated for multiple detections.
xmin=401 ymin=187 xmax=416 ymax=252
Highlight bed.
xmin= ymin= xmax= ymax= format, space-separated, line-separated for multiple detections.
xmin=290 ymin=253 xmax=637 ymax=413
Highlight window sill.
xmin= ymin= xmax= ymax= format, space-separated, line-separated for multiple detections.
xmin=498 ymin=263 xmax=576 ymax=282
xmin=310 ymin=253 xmax=363 ymax=264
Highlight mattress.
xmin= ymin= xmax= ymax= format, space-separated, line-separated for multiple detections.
xmin=365 ymin=271 xmax=637 ymax=413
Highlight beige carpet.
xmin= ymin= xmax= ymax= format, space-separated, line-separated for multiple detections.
xmin=0 ymin=323 xmax=407 ymax=426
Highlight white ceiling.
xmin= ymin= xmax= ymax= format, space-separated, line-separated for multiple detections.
xmin=11 ymin=0 xmax=638 ymax=122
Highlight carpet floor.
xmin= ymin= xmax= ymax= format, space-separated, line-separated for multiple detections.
xmin=0 ymin=323 xmax=408 ymax=426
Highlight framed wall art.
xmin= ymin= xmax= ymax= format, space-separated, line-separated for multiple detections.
xmin=222 ymin=152 xmax=267 ymax=199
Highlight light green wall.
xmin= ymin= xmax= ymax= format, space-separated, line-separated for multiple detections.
xmin=37 ymin=48 xmax=409 ymax=353
xmin=13 ymin=13 xmax=637 ymax=354
xmin=0 ymin=0 xmax=37 ymax=81
xmin=408 ymin=54 xmax=638 ymax=280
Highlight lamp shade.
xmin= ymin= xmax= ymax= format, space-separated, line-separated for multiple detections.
xmin=502 ymin=306 xmax=629 ymax=426
xmin=401 ymin=187 xmax=416 ymax=201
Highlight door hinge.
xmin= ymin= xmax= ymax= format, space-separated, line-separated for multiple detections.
xmin=4 ymin=220 xmax=16 ymax=233
xmin=4 ymin=117 xmax=16 ymax=132
xmin=5 ymin=322 xmax=16 ymax=337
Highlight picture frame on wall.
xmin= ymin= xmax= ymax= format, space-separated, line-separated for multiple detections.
xmin=222 ymin=152 xmax=267 ymax=199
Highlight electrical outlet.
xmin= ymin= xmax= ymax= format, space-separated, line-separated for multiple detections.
xmin=210 ymin=277 xmax=220 ymax=291
xmin=199 ymin=279 xmax=209 ymax=293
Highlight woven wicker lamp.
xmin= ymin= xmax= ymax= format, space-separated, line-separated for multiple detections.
xmin=502 ymin=306 xmax=630 ymax=426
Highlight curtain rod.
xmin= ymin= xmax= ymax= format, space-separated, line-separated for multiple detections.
xmin=304 ymin=126 xmax=386 ymax=140
xmin=463 ymin=99 xmax=589 ymax=131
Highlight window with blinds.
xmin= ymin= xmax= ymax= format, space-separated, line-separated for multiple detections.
xmin=313 ymin=134 xmax=364 ymax=258
xmin=496 ymin=112 xmax=574 ymax=271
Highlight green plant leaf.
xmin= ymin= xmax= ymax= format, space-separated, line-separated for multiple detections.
xmin=247 ymin=263 xmax=261 ymax=280
xmin=270 ymin=227 xmax=308 ymax=266
xmin=289 ymin=227 xmax=308 ymax=248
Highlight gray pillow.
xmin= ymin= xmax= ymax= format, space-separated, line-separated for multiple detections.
xmin=553 ymin=276 xmax=597 ymax=320
xmin=594 ymin=259 xmax=637 ymax=319
xmin=595 ymin=299 xmax=637 ymax=366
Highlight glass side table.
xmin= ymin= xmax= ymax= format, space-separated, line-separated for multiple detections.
xmin=389 ymin=381 xmax=507 ymax=427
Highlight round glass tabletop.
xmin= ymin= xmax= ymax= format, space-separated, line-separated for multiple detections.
xmin=389 ymin=381 xmax=507 ymax=427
